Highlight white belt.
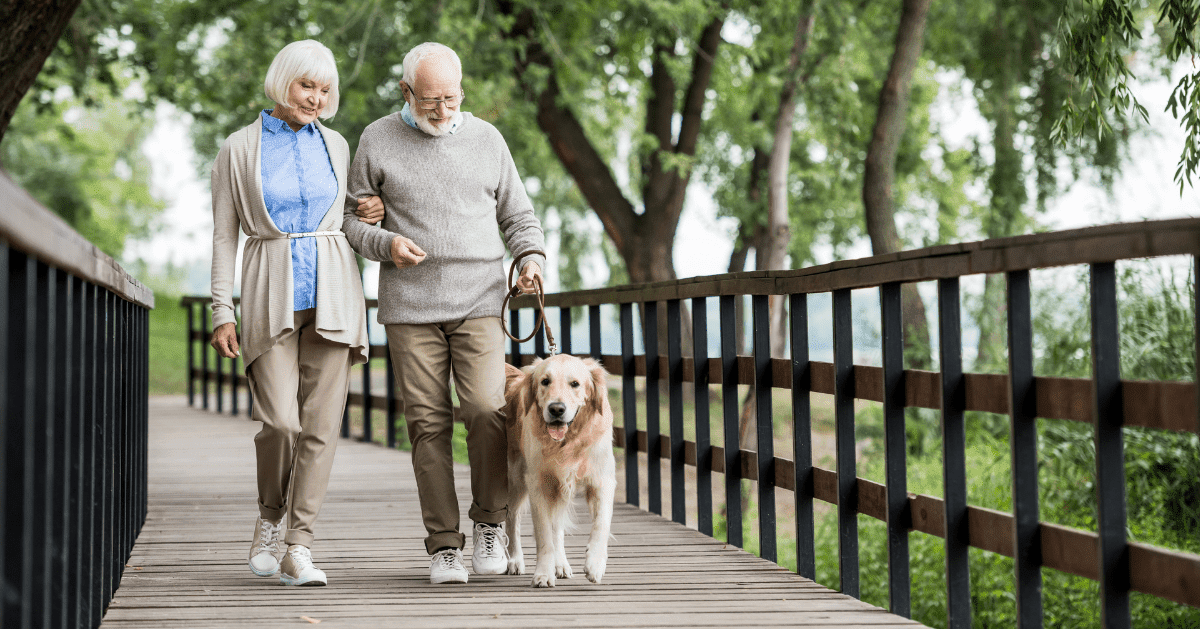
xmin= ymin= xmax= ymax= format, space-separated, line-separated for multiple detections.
xmin=250 ymin=231 xmax=344 ymax=240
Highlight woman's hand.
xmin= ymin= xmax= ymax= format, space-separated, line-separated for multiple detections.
xmin=210 ymin=322 xmax=240 ymax=358
xmin=356 ymin=196 xmax=385 ymax=224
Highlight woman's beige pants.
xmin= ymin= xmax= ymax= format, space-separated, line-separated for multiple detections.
xmin=246 ymin=309 xmax=351 ymax=548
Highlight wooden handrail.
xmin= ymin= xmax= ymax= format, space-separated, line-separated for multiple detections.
xmin=0 ymin=170 xmax=154 ymax=308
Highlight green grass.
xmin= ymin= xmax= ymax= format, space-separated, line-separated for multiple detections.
xmin=148 ymin=292 xmax=189 ymax=395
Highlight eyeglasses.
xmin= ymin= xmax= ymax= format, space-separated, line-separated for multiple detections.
xmin=412 ymin=90 xmax=464 ymax=111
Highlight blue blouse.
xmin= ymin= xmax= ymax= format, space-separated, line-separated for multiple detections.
xmin=259 ymin=110 xmax=338 ymax=311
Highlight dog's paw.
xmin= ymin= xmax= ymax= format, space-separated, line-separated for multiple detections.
xmin=531 ymin=572 xmax=556 ymax=588
xmin=584 ymin=552 xmax=607 ymax=583
xmin=506 ymin=556 xmax=525 ymax=575
xmin=555 ymin=561 xmax=573 ymax=579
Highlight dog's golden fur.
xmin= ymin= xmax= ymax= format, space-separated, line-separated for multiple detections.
xmin=502 ymin=355 xmax=616 ymax=587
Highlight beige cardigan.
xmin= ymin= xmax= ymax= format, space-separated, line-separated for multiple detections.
xmin=210 ymin=117 xmax=368 ymax=367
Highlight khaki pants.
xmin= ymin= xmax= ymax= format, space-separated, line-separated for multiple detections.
xmin=386 ymin=317 xmax=508 ymax=554
xmin=247 ymin=309 xmax=352 ymax=548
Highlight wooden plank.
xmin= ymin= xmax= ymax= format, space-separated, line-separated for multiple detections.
xmin=115 ymin=398 xmax=928 ymax=628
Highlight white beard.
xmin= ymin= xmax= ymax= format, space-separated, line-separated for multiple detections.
xmin=414 ymin=114 xmax=452 ymax=136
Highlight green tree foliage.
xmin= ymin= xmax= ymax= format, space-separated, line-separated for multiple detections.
xmin=1054 ymin=0 xmax=1200 ymax=191
xmin=2 ymin=78 xmax=162 ymax=259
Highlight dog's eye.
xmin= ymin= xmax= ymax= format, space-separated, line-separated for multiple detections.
xmin=541 ymin=377 xmax=551 ymax=386
xmin=570 ymin=380 xmax=580 ymax=388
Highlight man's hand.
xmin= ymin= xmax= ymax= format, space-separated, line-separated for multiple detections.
xmin=356 ymin=196 xmax=385 ymax=224
xmin=516 ymin=261 xmax=542 ymax=294
xmin=390 ymin=235 xmax=427 ymax=268
xmin=210 ymin=322 xmax=240 ymax=359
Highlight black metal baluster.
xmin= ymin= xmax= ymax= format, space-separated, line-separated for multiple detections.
xmin=202 ymin=306 xmax=210 ymax=410
xmin=231 ymin=343 xmax=239 ymax=416
xmin=0 ymin=245 xmax=5 ymax=627
xmin=791 ymin=293 xmax=815 ymax=580
xmin=939 ymin=278 xmax=971 ymax=628
xmin=693 ymin=296 xmax=713 ymax=536
xmin=216 ymin=330 xmax=224 ymax=413
xmin=881 ymin=282 xmax=910 ymax=616
xmin=102 ymin=290 xmax=114 ymax=608
xmin=620 ymin=302 xmax=639 ymax=506
xmin=645 ymin=301 xmax=661 ymax=515
xmin=3 ymin=249 xmax=34 ymax=629
xmin=31 ymin=262 xmax=51 ymax=628
xmin=560 ymin=307 xmax=573 ymax=355
xmin=535 ymin=318 xmax=546 ymax=358
xmin=752 ymin=294 xmax=776 ymax=562
xmin=720 ymin=294 xmax=741 ymax=547
xmin=833 ymin=288 xmax=858 ymax=597
xmin=386 ymin=342 xmax=397 ymax=449
xmin=1091 ymin=262 xmax=1130 ymax=628
xmin=511 ymin=307 xmax=522 ymax=367
xmin=87 ymin=285 xmax=101 ymax=627
xmin=81 ymin=283 xmax=97 ymax=626
xmin=362 ymin=350 xmax=373 ymax=443
xmin=67 ymin=276 xmax=84 ymax=629
xmin=589 ymin=305 xmax=601 ymax=361
xmin=668 ymin=299 xmax=685 ymax=524
xmin=1007 ymin=270 xmax=1042 ymax=628
xmin=186 ymin=301 xmax=194 ymax=406
xmin=51 ymin=269 xmax=70 ymax=629
xmin=341 ymin=402 xmax=350 ymax=439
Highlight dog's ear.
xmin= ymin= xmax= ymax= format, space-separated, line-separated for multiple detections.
xmin=521 ymin=367 xmax=538 ymax=416
xmin=586 ymin=359 xmax=611 ymax=417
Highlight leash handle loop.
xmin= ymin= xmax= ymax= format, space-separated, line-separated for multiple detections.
xmin=501 ymin=250 xmax=557 ymax=353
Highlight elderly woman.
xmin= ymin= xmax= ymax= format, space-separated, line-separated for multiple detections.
xmin=209 ymin=39 xmax=368 ymax=587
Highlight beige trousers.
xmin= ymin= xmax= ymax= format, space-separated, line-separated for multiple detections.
xmin=247 ymin=309 xmax=352 ymax=548
xmin=386 ymin=317 xmax=508 ymax=554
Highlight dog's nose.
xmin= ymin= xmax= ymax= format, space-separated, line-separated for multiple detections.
xmin=548 ymin=402 xmax=566 ymax=418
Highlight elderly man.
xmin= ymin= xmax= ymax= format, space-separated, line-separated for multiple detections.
xmin=341 ymin=41 xmax=545 ymax=585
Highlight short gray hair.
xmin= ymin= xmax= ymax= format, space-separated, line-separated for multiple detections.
xmin=401 ymin=42 xmax=462 ymax=87
xmin=264 ymin=40 xmax=340 ymax=118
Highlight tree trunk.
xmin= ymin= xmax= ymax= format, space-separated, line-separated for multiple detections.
xmin=861 ymin=0 xmax=934 ymax=369
xmin=0 ymin=0 xmax=84 ymax=144
xmin=764 ymin=0 xmax=819 ymax=361
xmin=500 ymin=3 xmax=723 ymax=291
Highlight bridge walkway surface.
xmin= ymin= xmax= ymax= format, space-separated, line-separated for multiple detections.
xmin=100 ymin=397 xmax=926 ymax=628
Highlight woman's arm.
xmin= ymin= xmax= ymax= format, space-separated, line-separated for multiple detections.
xmin=209 ymin=141 xmax=241 ymax=358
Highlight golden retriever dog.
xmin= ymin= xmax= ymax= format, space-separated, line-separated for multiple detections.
xmin=502 ymin=355 xmax=616 ymax=588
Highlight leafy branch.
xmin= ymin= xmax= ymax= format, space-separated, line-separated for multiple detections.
xmin=1053 ymin=0 xmax=1200 ymax=191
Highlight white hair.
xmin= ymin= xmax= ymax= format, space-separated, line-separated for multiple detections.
xmin=263 ymin=40 xmax=340 ymax=119
xmin=401 ymin=42 xmax=462 ymax=87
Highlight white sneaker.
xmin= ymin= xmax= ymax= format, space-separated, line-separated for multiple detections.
xmin=248 ymin=517 xmax=284 ymax=576
xmin=430 ymin=548 xmax=468 ymax=584
xmin=279 ymin=545 xmax=327 ymax=586
xmin=471 ymin=522 xmax=509 ymax=575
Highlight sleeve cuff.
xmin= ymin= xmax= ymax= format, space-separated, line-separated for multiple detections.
xmin=211 ymin=307 xmax=237 ymax=330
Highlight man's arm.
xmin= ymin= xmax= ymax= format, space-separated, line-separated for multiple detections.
xmin=494 ymin=138 xmax=548 ymax=282
xmin=341 ymin=131 xmax=402 ymax=263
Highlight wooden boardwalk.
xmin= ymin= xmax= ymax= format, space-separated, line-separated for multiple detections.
xmin=101 ymin=397 xmax=926 ymax=628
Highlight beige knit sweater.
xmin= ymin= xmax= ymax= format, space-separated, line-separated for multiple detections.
xmin=210 ymin=118 xmax=368 ymax=367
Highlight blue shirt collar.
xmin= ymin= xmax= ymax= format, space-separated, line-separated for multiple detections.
xmin=400 ymin=102 xmax=464 ymax=135
xmin=261 ymin=109 xmax=318 ymax=135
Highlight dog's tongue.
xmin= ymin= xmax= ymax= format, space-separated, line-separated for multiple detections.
xmin=548 ymin=424 xmax=568 ymax=441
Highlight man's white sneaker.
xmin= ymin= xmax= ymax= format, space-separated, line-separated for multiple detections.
xmin=471 ymin=522 xmax=509 ymax=575
xmin=248 ymin=516 xmax=284 ymax=576
xmin=279 ymin=545 xmax=327 ymax=586
xmin=430 ymin=548 xmax=468 ymax=584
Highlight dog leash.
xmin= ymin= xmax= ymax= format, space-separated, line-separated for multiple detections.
xmin=501 ymin=249 xmax=558 ymax=356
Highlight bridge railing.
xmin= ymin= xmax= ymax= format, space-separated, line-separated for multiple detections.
xmin=182 ymin=218 xmax=1200 ymax=628
xmin=1 ymin=171 xmax=152 ymax=629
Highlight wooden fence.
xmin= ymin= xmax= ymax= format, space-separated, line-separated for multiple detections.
xmin=1 ymin=170 xmax=152 ymax=629
xmin=183 ymin=217 xmax=1200 ymax=629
